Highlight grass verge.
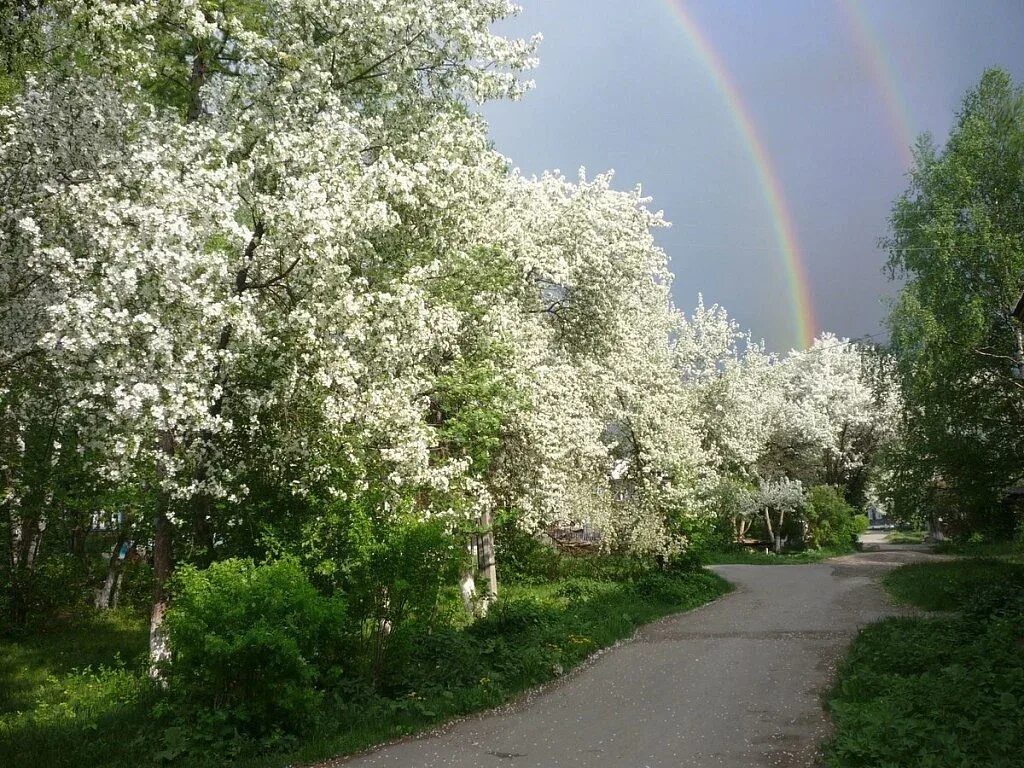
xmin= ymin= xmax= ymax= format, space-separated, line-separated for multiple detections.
xmin=825 ymin=559 xmax=1024 ymax=768
xmin=884 ymin=530 xmax=926 ymax=544
xmin=932 ymin=538 xmax=1024 ymax=561
xmin=884 ymin=558 xmax=1024 ymax=611
xmin=0 ymin=569 xmax=730 ymax=768
xmin=705 ymin=546 xmax=852 ymax=565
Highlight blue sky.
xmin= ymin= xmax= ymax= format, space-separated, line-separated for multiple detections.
xmin=481 ymin=0 xmax=1024 ymax=351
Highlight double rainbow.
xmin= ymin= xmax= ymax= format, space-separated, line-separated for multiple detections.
xmin=662 ymin=0 xmax=914 ymax=349
xmin=838 ymin=0 xmax=916 ymax=168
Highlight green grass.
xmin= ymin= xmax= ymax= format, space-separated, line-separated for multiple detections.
xmin=0 ymin=569 xmax=730 ymax=768
xmin=825 ymin=558 xmax=1024 ymax=768
xmin=0 ymin=609 xmax=155 ymax=768
xmin=884 ymin=530 xmax=926 ymax=544
xmin=0 ymin=609 xmax=148 ymax=716
xmin=884 ymin=558 xmax=1024 ymax=611
xmin=932 ymin=538 xmax=1024 ymax=560
xmin=705 ymin=546 xmax=852 ymax=565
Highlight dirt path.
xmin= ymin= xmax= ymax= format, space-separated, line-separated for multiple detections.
xmin=327 ymin=548 xmax=944 ymax=768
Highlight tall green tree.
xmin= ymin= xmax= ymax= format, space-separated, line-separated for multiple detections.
xmin=885 ymin=68 xmax=1024 ymax=533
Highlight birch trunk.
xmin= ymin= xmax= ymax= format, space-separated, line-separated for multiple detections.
xmin=477 ymin=508 xmax=498 ymax=611
xmin=763 ymin=508 xmax=777 ymax=553
xmin=460 ymin=535 xmax=478 ymax=614
xmin=148 ymin=429 xmax=176 ymax=678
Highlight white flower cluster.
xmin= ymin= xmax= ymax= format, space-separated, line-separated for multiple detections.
xmin=0 ymin=0 xmax=897 ymax=560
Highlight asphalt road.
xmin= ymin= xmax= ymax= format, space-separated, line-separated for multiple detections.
xmin=327 ymin=547 xmax=942 ymax=768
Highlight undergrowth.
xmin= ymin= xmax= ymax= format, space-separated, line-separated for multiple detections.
xmin=826 ymin=558 xmax=1024 ymax=768
xmin=0 ymin=565 xmax=729 ymax=767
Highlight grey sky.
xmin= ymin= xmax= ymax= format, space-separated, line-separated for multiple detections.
xmin=481 ymin=0 xmax=1024 ymax=351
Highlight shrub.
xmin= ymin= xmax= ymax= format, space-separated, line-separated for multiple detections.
xmin=470 ymin=594 xmax=555 ymax=638
xmin=344 ymin=515 xmax=466 ymax=682
xmin=630 ymin=570 xmax=726 ymax=604
xmin=494 ymin=523 xmax=561 ymax=584
xmin=804 ymin=485 xmax=860 ymax=549
xmin=668 ymin=510 xmax=734 ymax=563
xmin=163 ymin=557 xmax=347 ymax=737
xmin=558 ymin=552 xmax=656 ymax=582
xmin=300 ymin=498 xmax=467 ymax=683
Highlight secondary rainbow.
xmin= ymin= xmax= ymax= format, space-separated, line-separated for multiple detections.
xmin=661 ymin=1 xmax=817 ymax=349
xmin=837 ymin=0 xmax=916 ymax=168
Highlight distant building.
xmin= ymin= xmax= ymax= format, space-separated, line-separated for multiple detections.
xmin=866 ymin=502 xmax=890 ymax=528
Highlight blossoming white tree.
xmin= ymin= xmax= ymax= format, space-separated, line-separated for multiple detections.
xmin=0 ymin=0 xmax=903 ymax=660
xmin=768 ymin=334 xmax=899 ymax=502
xmin=742 ymin=477 xmax=807 ymax=553
xmin=2 ymin=0 xmax=540 ymax=655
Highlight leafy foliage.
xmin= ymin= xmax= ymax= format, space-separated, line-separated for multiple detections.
xmin=0 ymin=560 xmax=729 ymax=767
xmin=163 ymin=558 xmax=347 ymax=737
xmin=804 ymin=485 xmax=862 ymax=549
xmin=883 ymin=559 xmax=1024 ymax=612
xmin=827 ymin=558 xmax=1024 ymax=768
xmin=882 ymin=68 xmax=1024 ymax=533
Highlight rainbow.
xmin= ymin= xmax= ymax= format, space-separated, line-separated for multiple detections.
xmin=661 ymin=1 xmax=817 ymax=349
xmin=837 ymin=0 xmax=916 ymax=168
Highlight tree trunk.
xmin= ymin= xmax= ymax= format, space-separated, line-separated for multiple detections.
xmin=71 ymin=524 xmax=87 ymax=562
xmin=763 ymin=509 xmax=778 ymax=553
xmin=149 ymin=430 xmax=176 ymax=677
xmin=95 ymin=536 xmax=127 ymax=610
xmin=477 ymin=509 xmax=498 ymax=611
xmin=190 ymin=490 xmax=215 ymax=566
xmin=8 ymin=513 xmax=45 ymax=625
xmin=460 ymin=535 xmax=478 ymax=614
xmin=149 ymin=507 xmax=173 ymax=678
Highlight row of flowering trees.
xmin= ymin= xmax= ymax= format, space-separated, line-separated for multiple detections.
xmin=0 ymin=1 xmax=896 ymax=656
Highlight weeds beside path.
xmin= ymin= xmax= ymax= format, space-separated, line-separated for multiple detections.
xmin=825 ymin=557 xmax=1024 ymax=768
xmin=705 ymin=546 xmax=852 ymax=565
xmin=0 ymin=569 xmax=729 ymax=768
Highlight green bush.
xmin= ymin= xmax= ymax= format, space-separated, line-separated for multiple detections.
xmin=557 ymin=552 xmax=657 ymax=582
xmin=494 ymin=523 xmax=561 ymax=584
xmin=669 ymin=510 xmax=734 ymax=563
xmin=470 ymin=594 xmax=554 ymax=638
xmin=163 ymin=557 xmax=347 ymax=737
xmin=345 ymin=515 xmax=466 ymax=682
xmin=804 ymin=485 xmax=860 ymax=549
xmin=299 ymin=499 xmax=467 ymax=682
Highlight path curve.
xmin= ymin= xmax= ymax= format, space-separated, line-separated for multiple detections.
xmin=325 ymin=548 xmax=943 ymax=768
